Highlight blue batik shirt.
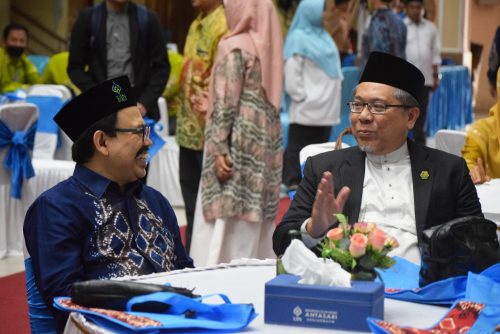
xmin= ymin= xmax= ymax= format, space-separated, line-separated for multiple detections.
xmin=361 ymin=8 xmax=407 ymax=70
xmin=24 ymin=164 xmax=193 ymax=312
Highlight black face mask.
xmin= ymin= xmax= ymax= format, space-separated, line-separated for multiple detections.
xmin=6 ymin=46 xmax=25 ymax=58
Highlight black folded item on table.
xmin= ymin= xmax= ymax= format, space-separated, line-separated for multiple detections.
xmin=71 ymin=279 xmax=199 ymax=313
xmin=419 ymin=216 xmax=500 ymax=287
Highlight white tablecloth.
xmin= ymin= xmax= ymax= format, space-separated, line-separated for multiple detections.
xmin=65 ymin=260 xmax=448 ymax=333
xmin=475 ymin=178 xmax=500 ymax=225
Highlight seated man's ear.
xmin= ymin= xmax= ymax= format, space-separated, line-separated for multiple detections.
xmin=93 ymin=130 xmax=110 ymax=156
xmin=407 ymin=107 xmax=420 ymax=130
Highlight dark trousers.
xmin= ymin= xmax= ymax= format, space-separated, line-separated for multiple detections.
xmin=179 ymin=146 xmax=204 ymax=254
xmin=282 ymin=124 xmax=331 ymax=187
xmin=413 ymin=86 xmax=432 ymax=145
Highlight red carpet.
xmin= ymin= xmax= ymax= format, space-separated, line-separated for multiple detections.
xmin=0 ymin=271 xmax=29 ymax=333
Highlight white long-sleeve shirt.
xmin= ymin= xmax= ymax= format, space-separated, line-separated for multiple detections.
xmin=404 ymin=17 xmax=441 ymax=87
xmin=285 ymin=55 xmax=342 ymax=126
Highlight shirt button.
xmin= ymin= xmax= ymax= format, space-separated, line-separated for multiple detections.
xmin=389 ymin=184 xmax=392 ymax=187
xmin=391 ymin=196 xmax=394 ymax=199
xmin=387 ymin=167 xmax=390 ymax=171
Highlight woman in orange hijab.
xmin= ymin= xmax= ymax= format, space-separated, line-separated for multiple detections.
xmin=462 ymin=67 xmax=500 ymax=184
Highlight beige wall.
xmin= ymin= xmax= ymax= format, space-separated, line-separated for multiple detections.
xmin=469 ymin=1 xmax=500 ymax=115
xmin=10 ymin=0 xmax=68 ymax=54
xmin=0 ymin=0 xmax=10 ymax=35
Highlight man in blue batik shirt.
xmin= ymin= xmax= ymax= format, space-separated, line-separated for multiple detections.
xmin=360 ymin=0 xmax=407 ymax=71
xmin=23 ymin=75 xmax=193 ymax=332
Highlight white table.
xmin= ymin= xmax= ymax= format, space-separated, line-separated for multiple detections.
xmin=65 ymin=260 xmax=448 ymax=333
xmin=476 ymin=178 xmax=500 ymax=225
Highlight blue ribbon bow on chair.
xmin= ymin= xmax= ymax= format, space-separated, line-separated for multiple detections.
xmin=0 ymin=120 xmax=37 ymax=199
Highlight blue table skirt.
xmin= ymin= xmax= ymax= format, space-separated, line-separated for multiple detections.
xmin=281 ymin=65 xmax=473 ymax=148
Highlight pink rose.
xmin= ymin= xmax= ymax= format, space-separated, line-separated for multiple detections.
xmin=327 ymin=227 xmax=344 ymax=241
xmin=368 ymin=228 xmax=387 ymax=251
xmin=349 ymin=233 xmax=368 ymax=257
xmin=353 ymin=222 xmax=375 ymax=234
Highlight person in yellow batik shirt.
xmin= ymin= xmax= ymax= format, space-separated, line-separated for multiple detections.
xmin=176 ymin=0 xmax=228 ymax=253
xmin=41 ymin=51 xmax=80 ymax=96
xmin=462 ymin=67 xmax=500 ymax=184
xmin=0 ymin=23 xmax=41 ymax=94
xmin=162 ymin=48 xmax=184 ymax=135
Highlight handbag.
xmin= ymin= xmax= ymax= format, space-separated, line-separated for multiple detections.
xmin=54 ymin=292 xmax=257 ymax=333
xmin=71 ymin=280 xmax=199 ymax=312
xmin=419 ymin=216 xmax=500 ymax=287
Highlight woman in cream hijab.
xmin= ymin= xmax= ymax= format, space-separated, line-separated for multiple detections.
xmin=462 ymin=67 xmax=500 ymax=184
xmin=190 ymin=0 xmax=284 ymax=266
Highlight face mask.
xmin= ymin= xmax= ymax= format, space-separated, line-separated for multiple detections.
xmin=6 ymin=46 xmax=25 ymax=58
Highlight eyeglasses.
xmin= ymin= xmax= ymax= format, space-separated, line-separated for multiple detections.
xmin=113 ymin=125 xmax=151 ymax=142
xmin=347 ymin=102 xmax=418 ymax=114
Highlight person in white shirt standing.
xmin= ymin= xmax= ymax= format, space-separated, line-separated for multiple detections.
xmin=282 ymin=0 xmax=345 ymax=192
xmin=403 ymin=0 xmax=441 ymax=145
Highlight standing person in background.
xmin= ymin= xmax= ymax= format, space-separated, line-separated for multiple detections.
xmin=403 ymin=0 xmax=440 ymax=146
xmin=176 ymin=0 xmax=228 ymax=254
xmin=41 ymin=51 xmax=80 ymax=96
xmin=0 ymin=23 xmax=41 ymax=94
xmin=360 ymin=0 xmax=406 ymax=70
xmin=282 ymin=0 xmax=344 ymax=193
xmin=322 ymin=0 xmax=352 ymax=61
xmin=68 ymin=0 xmax=169 ymax=121
xmin=190 ymin=0 xmax=284 ymax=266
xmin=487 ymin=26 xmax=500 ymax=98
xmin=462 ymin=68 xmax=500 ymax=185
xmin=162 ymin=46 xmax=184 ymax=136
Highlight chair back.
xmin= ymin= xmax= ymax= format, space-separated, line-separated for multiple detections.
xmin=434 ymin=129 xmax=466 ymax=157
xmin=24 ymin=256 xmax=57 ymax=334
xmin=27 ymin=85 xmax=68 ymax=159
xmin=290 ymin=141 xmax=350 ymax=200
xmin=0 ymin=103 xmax=38 ymax=187
xmin=299 ymin=141 xmax=350 ymax=166
xmin=157 ymin=96 xmax=169 ymax=137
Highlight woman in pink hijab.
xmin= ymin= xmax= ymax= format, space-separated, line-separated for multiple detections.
xmin=190 ymin=0 xmax=284 ymax=266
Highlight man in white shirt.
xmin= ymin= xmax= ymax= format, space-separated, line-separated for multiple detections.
xmin=273 ymin=52 xmax=483 ymax=264
xmin=404 ymin=0 xmax=441 ymax=145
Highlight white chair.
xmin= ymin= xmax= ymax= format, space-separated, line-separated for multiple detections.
xmin=299 ymin=141 xmax=350 ymax=165
xmin=146 ymin=97 xmax=185 ymax=207
xmin=0 ymin=103 xmax=38 ymax=259
xmin=27 ymin=84 xmax=71 ymax=160
xmin=434 ymin=129 xmax=466 ymax=157
xmin=157 ymin=96 xmax=169 ymax=137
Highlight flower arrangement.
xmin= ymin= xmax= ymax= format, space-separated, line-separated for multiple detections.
xmin=320 ymin=214 xmax=399 ymax=280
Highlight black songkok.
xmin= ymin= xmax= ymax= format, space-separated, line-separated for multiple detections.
xmin=359 ymin=52 xmax=425 ymax=107
xmin=54 ymin=76 xmax=136 ymax=141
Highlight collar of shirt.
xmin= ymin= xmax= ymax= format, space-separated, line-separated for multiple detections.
xmin=106 ymin=2 xmax=129 ymax=15
xmin=366 ymin=142 xmax=409 ymax=165
xmin=73 ymin=164 xmax=143 ymax=199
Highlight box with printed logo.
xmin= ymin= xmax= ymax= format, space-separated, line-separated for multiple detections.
xmin=264 ymin=274 xmax=384 ymax=332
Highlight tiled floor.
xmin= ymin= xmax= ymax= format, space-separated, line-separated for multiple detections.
xmin=0 ymin=255 xmax=24 ymax=277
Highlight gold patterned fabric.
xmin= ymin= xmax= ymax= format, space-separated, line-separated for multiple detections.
xmin=462 ymin=68 xmax=500 ymax=178
xmin=176 ymin=6 xmax=228 ymax=150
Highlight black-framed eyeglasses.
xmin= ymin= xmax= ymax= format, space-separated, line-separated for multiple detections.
xmin=347 ymin=101 xmax=418 ymax=115
xmin=113 ymin=125 xmax=151 ymax=142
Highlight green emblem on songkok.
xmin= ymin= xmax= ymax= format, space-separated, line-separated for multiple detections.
xmin=112 ymin=82 xmax=127 ymax=103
